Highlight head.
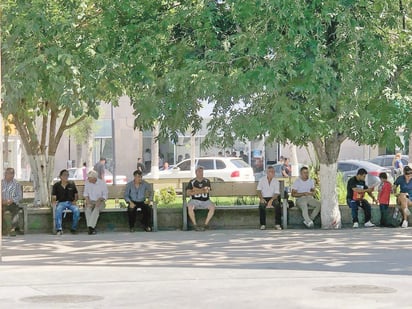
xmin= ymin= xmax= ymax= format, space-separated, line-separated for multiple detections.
xmin=266 ymin=166 xmax=275 ymax=179
xmin=356 ymin=168 xmax=368 ymax=181
xmin=137 ymin=157 xmax=142 ymax=163
xmin=240 ymin=150 xmax=244 ymax=155
xmin=284 ymin=158 xmax=289 ymax=164
xmin=87 ymin=170 xmax=98 ymax=183
xmin=300 ymin=166 xmax=310 ymax=180
xmin=404 ymin=166 xmax=412 ymax=179
xmin=133 ymin=170 xmax=143 ymax=183
xmin=100 ymin=157 xmax=106 ymax=163
xmin=59 ymin=169 xmax=70 ymax=181
xmin=145 ymin=148 xmax=150 ymax=153
xmin=4 ymin=167 xmax=15 ymax=181
xmin=395 ymin=153 xmax=401 ymax=159
xmin=379 ymin=172 xmax=387 ymax=181
xmin=163 ymin=162 xmax=169 ymax=169
xmin=195 ymin=166 xmax=204 ymax=179
xmin=83 ymin=162 xmax=87 ymax=167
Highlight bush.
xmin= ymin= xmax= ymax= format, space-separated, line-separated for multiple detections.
xmin=154 ymin=187 xmax=177 ymax=205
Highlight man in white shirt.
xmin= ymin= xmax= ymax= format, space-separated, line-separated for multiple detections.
xmin=291 ymin=166 xmax=321 ymax=228
xmin=257 ymin=166 xmax=282 ymax=230
xmin=83 ymin=170 xmax=108 ymax=234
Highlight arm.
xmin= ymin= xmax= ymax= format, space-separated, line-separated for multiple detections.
xmin=13 ymin=182 xmax=23 ymax=204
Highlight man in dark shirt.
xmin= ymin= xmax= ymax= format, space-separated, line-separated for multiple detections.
xmin=186 ymin=166 xmax=215 ymax=231
xmin=52 ymin=169 xmax=80 ymax=235
xmin=347 ymin=168 xmax=377 ymax=228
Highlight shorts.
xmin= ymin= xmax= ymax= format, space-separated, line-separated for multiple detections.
xmin=187 ymin=199 xmax=214 ymax=209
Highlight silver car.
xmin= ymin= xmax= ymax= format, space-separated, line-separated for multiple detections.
xmin=337 ymin=160 xmax=393 ymax=187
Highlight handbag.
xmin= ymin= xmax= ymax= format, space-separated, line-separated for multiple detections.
xmin=383 ymin=207 xmax=402 ymax=227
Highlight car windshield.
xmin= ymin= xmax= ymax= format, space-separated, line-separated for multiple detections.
xmin=230 ymin=159 xmax=250 ymax=168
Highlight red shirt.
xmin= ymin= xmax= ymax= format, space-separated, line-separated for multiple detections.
xmin=378 ymin=181 xmax=391 ymax=205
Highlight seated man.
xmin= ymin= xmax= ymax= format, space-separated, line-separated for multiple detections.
xmin=346 ymin=168 xmax=377 ymax=228
xmin=52 ymin=169 xmax=80 ymax=235
xmin=257 ymin=166 xmax=282 ymax=230
xmin=186 ymin=166 xmax=215 ymax=231
xmin=83 ymin=170 xmax=108 ymax=235
xmin=1 ymin=167 xmax=23 ymax=236
xmin=291 ymin=166 xmax=321 ymax=228
xmin=393 ymin=165 xmax=412 ymax=228
xmin=124 ymin=170 xmax=153 ymax=232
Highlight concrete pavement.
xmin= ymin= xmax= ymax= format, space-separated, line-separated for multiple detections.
xmin=1 ymin=228 xmax=412 ymax=308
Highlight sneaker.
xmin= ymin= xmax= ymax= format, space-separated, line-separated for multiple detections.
xmin=303 ymin=220 xmax=314 ymax=228
xmin=353 ymin=222 xmax=359 ymax=228
xmin=364 ymin=221 xmax=375 ymax=228
xmin=56 ymin=230 xmax=63 ymax=236
xmin=91 ymin=228 xmax=97 ymax=235
xmin=88 ymin=227 xmax=93 ymax=235
xmin=70 ymin=229 xmax=78 ymax=235
xmin=203 ymin=224 xmax=210 ymax=231
xmin=144 ymin=226 xmax=152 ymax=232
xmin=9 ymin=230 xmax=17 ymax=237
xmin=402 ymin=220 xmax=408 ymax=228
xmin=260 ymin=225 xmax=266 ymax=230
xmin=275 ymin=225 xmax=282 ymax=230
xmin=194 ymin=225 xmax=202 ymax=231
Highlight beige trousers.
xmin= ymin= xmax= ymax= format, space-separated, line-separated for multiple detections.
xmin=85 ymin=201 xmax=106 ymax=228
xmin=296 ymin=196 xmax=321 ymax=223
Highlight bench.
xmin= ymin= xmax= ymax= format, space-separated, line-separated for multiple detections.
xmin=52 ymin=181 xmax=158 ymax=233
xmin=182 ymin=181 xmax=289 ymax=230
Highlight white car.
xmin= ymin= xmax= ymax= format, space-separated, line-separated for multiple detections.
xmin=144 ymin=157 xmax=255 ymax=182
xmin=54 ymin=168 xmax=128 ymax=185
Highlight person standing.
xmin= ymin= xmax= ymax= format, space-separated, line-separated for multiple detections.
xmin=94 ymin=157 xmax=106 ymax=180
xmin=136 ymin=157 xmax=145 ymax=174
xmin=257 ymin=166 xmax=282 ymax=230
xmin=1 ymin=168 xmax=23 ymax=236
xmin=291 ymin=166 xmax=321 ymax=228
xmin=393 ymin=165 xmax=412 ymax=228
xmin=124 ymin=170 xmax=154 ymax=232
xmin=281 ymin=158 xmax=291 ymax=177
xmin=144 ymin=149 xmax=151 ymax=173
xmin=52 ymin=169 xmax=80 ymax=235
xmin=377 ymin=172 xmax=392 ymax=226
xmin=83 ymin=170 xmax=108 ymax=235
xmin=186 ymin=166 xmax=216 ymax=231
xmin=346 ymin=168 xmax=377 ymax=228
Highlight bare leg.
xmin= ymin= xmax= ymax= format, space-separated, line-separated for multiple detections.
xmin=204 ymin=204 xmax=215 ymax=226
xmin=187 ymin=205 xmax=197 ymax=226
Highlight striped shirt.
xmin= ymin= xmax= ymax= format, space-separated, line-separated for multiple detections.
xmin=2 ymin=179 xmax=23 ymax=204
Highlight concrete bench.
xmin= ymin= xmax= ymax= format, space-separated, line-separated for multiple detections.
xmin=182 ymin=181 xmax=290 ymax=230
xmin=52 ymin=181 xmax=158 ymax=233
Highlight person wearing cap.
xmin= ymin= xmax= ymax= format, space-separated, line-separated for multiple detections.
xmin=83 ymin=170 xmax=108 ymax=235
xmin=393 ymin=165 xmax=412 ymax=228
xmin=186 ymin=166 xmax=215 ymax=231
xmin=93 ymin=157 xmax=106 ymax=180
xmin=346 ymin=168 xmax=377 ymax=228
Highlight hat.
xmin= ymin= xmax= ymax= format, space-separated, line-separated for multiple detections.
xmin=87 ymin=170 xmax=98 ymax=179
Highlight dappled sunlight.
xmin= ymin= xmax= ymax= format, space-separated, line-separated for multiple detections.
xmin=2 ymin=228 xmax=412 ymax=276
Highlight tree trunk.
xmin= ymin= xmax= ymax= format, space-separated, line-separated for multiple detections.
xmin=29 ymin=154 xmax=55 ymax=206
xmin=312 ymin=134 xmax=345 ymax=229
xmin=76 ymin=143 xmax=82 ymax=167
xmin=290 ymin=144 xmax=299 ymax=176
xmin=151 ymin=123 xmax=160 ymax=179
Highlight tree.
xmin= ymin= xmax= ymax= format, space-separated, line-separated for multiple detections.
xmin=125 ymin=1 xmax=411 ymax=228
xmin=1 ymin=1 xmax=122 ymax=205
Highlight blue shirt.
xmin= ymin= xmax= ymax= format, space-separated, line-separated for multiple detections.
xmin=124 ymin=180 xmax=153 ymax=202
xmin=394 ymin=175 xmax=412 ymax=199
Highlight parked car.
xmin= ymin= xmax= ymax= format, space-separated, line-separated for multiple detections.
xmin=368 ymin=154 xmax=409 ymax=177
xmin=144 ymin=157 xmax=255 ymax=182
xmin=54 ymin=168 xmax=128 ymax=185
xmin=337 ymin=160 xmax=393 ymax=187
xmin=254 ymin=163 xmax=304 ymax=181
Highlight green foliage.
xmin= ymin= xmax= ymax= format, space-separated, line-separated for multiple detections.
xmin=154 ymin=187 xmax=177 ymax=205
xmin=336 ymin=172 xmax=348 ymax=205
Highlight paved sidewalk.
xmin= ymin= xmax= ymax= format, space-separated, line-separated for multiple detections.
xmin=1 ymin=228 xmax=412 ymax=308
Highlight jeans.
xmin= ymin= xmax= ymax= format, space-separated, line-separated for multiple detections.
xmin=127 ymin=201 xmax=152 ymax=229
xmin=259 ymin=197 xmax=282 ymax=225
xmin=380 ymin=204 xmax=389 ymax=226
xmin=55 ymin=201 xmax=80 ymax=231
xmin=347 ymin=198 xmax=371 ymax=223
